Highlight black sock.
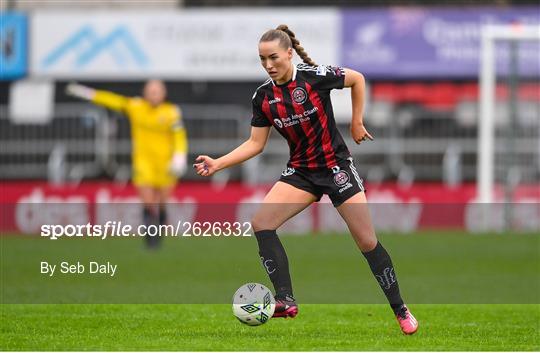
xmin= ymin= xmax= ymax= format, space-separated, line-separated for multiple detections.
xmin=143 ymin=206 xmax=160 ymax=247
xmin=158 ymin=206 xmax=167 ymax=225
xmin=362 ymin=241 xmax=404 ymax=314
xmin=143 ymin=206 xmax=156 ymax=226
xmin=254 ymin=230 xmax=293 ymax=298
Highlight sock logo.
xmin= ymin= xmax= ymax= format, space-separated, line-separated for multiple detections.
xmin=376 ymin=267 xmax=396 ymax=289
xmin=260 ymin=256 xmax=276 ymax=275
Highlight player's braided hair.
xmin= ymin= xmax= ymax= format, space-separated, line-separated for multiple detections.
xmin=259 ymin=24 xmax=317 ymax=66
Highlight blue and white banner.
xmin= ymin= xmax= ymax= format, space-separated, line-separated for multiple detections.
xmin=30 ymin=10 xmax=339 ymax=80
xmin=0 ymin=12 xmax=28 ymax=80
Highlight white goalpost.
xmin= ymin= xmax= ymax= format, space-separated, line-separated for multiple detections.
xmin=478 ymin=24 xmax=540 ymax=203
xmin=476 ymin=24 xmax=540 ymax=232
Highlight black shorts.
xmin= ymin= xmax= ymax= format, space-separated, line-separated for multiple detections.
xmin=278 ymin=157 xmax=365 ymax=207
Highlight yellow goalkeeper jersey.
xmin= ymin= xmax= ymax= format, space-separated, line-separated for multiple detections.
xmin=92 ymin=90 xmax=188 ymax=187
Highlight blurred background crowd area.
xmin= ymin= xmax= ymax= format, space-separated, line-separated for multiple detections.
xmin=1 ymin=0 xmax=539 ymax=188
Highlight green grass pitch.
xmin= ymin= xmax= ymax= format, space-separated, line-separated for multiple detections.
xmin=1 ymin=231 xmax=539 ymax=350
xmin=2 ymin=304 xmax=539 ymax=351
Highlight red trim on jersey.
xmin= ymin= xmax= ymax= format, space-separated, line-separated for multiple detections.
xmin=305 ymin=82 xmax=338 ymax=168
xmin=272 ymin=85 xmax=303 ymax=168
xmin=288 ymin=82 xmax=319 ymax=169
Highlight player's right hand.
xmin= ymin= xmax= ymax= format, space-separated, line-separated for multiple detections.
xmin=65 ymin=82 xmax=96 ymax=101
xmin=193 ymin=155 xmax=217 ymax=177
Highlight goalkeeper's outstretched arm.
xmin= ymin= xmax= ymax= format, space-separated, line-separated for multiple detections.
xmin=66 ymin=83 xmax=129 ymax=113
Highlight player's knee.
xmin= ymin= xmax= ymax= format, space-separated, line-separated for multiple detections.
xmin=251 ymin=214 xmax=276 ymax=232
xmin=361 ymin=240 xmax=378 ymax=252
xmin=354 ymin=232 xmax=378 ymax=252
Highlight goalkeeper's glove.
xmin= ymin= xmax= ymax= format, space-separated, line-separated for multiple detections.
xmin=170 ymin=153 xmax=188 ymax=177
xmin=65 ymin=82 xmax=96 ymax=101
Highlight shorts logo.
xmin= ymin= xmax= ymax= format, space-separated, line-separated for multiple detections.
xmin=292 ymin=87 xmax=308 ymax=104
xmin=333 ymin=170 xmax=350 ymax=186
xmin=274 ymin=119 xmax=283 ymax=128
xmin=281 ymin=167 xmax=295 ymax=177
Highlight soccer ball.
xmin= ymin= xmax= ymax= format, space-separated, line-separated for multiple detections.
xmin=232 ymin=283 xmax=275 ymax=326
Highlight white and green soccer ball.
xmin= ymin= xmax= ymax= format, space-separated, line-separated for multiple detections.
xmin=232 ymin=283 xmax=275 ymax=326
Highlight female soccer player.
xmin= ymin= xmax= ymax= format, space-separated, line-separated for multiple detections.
xmin=194 ymin=25 xmax=418 ymax=334
xmin=67 ymin=80 xmax=188 ymax=248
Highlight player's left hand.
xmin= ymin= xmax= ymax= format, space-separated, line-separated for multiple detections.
xmin=351 ymin=122 xmax=374 ymax=144
xmin=169 ymin=153 xmax=187 ymax=177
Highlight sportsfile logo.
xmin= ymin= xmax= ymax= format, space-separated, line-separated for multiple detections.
xmin=40 ymin=221 xmax=253 ymax=239
xmin=41 ymin=25 xmax=148 ymax=69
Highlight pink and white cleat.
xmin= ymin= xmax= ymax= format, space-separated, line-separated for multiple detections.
xmin=396 ymin=305 xmax=418 ymax=335
xmin=272 ymin=295 xmax=298 ymax=318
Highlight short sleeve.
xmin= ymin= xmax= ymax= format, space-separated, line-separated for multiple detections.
xmin=250 ymin=90 xmax=272 ymax=127
xmin=299 ymin=64 xmax=345 ymax=91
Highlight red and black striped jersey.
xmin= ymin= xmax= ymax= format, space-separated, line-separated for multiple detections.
xmin=251 ymin=63 xmax=350 ymax=170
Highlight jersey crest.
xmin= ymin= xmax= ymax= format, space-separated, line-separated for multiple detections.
xmin=291 ymin=87 xmax=308 ymax=104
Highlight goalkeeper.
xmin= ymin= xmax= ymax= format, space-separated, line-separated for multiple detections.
xmin=67 ymin=80 xmax=188 ymax=248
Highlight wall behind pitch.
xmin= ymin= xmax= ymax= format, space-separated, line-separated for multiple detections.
xmin=30 ymin=9 xmax=339 ymax=80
